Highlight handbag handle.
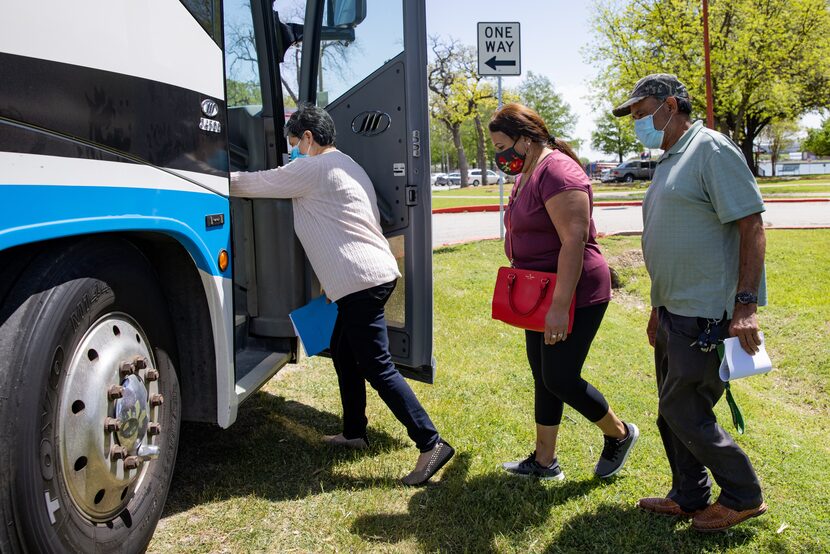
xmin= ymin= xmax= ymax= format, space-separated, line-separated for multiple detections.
xmin=507 ymin=273 xmax=551 ymax=316
xmin=505 ymin=176 xmax=522 ymax=267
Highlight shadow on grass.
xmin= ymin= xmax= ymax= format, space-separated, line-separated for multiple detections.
xmin=162 ymin=390 xmax=408 ymax=516
xmin=352 ymin=455 xmax=775 ymax=553
xmin=543 ymin=503 xmax=774 ymax=554
xmin=351 ymin=452 xmax=604 ymax=553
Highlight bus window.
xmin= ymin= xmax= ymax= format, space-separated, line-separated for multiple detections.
xmin=224 ymin=0 xmax=264 ymax=109
xmin=318 ymin=0 xmax=403 ymax=106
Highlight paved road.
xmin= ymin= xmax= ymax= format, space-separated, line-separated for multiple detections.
xmin=432 ymin=202 xmax=830 ymax=247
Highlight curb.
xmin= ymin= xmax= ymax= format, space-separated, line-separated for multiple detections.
xmin=432 ymin=197 xmax=830 ymax=214
xmin=433 ymin=226 xmax=830 ymax=249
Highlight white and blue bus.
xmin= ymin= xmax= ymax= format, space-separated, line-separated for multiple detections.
xmin=0 ymin=1 xmax=434 ymax=551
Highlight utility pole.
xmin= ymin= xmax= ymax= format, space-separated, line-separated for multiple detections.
xmin=703 ymin=0 xmax=715 ymax=129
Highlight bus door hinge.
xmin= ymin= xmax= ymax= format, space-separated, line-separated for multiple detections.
xmin=405 ymin=185 xmax=418 ymax=206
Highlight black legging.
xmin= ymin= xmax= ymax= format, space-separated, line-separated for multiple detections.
xmin=526 ymin=302 xmax=610 ymax=426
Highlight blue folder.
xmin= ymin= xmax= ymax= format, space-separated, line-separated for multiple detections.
xmin=288 ymin=295 xmax=338 ymax=357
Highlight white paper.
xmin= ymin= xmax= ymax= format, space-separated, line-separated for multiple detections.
xmin=719 ymin=332 xmax=773 ymax=381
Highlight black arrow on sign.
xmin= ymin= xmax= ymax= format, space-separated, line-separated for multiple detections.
xmin=485 ymin=56 xmax=517 ymax=71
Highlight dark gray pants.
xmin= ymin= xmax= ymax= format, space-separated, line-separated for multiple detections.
xmin=654 ymin=307 xmax=763 ymax=512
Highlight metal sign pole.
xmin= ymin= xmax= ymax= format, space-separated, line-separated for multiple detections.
xmin=477 ymin=22 xmax=519 ymax=242
xmin=498 ymin=75 xmax=505 ymax=241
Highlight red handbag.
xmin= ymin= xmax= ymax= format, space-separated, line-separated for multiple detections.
xmin=491 ymin=267 xmax=575 ymax=333
xmin=491 ymin=186 xmax=575 ymax=333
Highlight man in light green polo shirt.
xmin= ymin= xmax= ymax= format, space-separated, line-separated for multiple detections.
xmin=613 ymin=74 xmax=767 ymax=532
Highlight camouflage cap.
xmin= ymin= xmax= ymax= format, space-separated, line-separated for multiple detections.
xmin=612 ymin=73 xmax=690 ymax=117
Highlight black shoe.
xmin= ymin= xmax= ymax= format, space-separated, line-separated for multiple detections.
xmin=594 ymin=422 xmax=639 ymax=478
xmin=401 ymin=440 xmax=455 ymax=486
xmin=502 ymin=452 xmax=565 ymax=480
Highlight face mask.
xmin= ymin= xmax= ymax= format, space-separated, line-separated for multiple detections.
xmin=288 ymin=134 xmax=309 ymax=161
xmin=495 ymin=139 xmax=526 ymax=175
xmin=289 ymin=144 xmax=307 ymax=162
xmin=634 ymin=102 xmax=673 ymax=149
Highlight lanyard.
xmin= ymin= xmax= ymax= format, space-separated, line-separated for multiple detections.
xmin=717 ymin=342 xmax=746 ymax=434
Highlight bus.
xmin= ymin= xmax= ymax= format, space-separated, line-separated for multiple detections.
xmin=0 ymin=1 xmax=434 ymax=551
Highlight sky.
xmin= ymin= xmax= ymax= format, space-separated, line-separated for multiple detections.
xmin=424 ymin=0 xmax=824 ymax=162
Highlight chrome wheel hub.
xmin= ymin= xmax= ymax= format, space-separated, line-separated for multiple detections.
xmin=58 ymin=314 xmax=163 ymax=522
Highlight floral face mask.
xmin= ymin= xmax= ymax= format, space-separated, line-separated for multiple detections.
xmin=495 ymin=139 xmax=526 ymax=175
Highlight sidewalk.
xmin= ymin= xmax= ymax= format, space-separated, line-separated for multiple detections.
xmin=432 ymin=201 xmax=830 ymax=248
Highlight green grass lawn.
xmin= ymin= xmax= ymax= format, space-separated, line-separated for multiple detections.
xmin=432 ymin=184 xmax=516 ymax=196
xmin=150 ymin=230 xmax=830 ymax=553
xmin=755 ymin=184 xmax=830 ymax=194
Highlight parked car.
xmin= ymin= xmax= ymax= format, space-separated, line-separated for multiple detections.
xmin=600 ymin=168 xmax=614 ymax=183
xmin=607 ymin=160 xmax=656 ymax=183
xmin=431 ymin=172 xmax=448 ymax=186
xmin=468 ymin=169 xmax=499 ymax=186
xmin=445 ymin=172 xmax=462 ymax=186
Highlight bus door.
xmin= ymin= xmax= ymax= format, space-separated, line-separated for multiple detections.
xmin=224 ymin=0 xmax=434 ymax=387
xmin=299 ymin=0 xmax=435 ymax=382
xmin=224 ymin=0 xmax=307 ymax=398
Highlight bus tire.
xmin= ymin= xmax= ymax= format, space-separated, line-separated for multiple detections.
xmin=0 ymin=238 xmax=181 ymax=554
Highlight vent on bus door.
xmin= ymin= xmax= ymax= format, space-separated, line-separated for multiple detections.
xmin=351 ymin=111 xmax=391 ymax=136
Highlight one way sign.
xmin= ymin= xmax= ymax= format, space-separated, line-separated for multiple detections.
xmin=477 ymin=22 xmax=521 ymax=76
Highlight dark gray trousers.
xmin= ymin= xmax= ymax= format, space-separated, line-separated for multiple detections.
xmin=654 ymin=307 xmax=763 ymax=512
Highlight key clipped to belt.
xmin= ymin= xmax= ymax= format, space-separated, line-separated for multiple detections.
xmin=690 ymin=318 xmax=723 ymax=353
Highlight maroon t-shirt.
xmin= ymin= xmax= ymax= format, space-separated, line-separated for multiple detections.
xmin=504 ymin=150 xmax=612 ymax=308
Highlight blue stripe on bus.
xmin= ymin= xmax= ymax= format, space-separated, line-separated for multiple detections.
xmin=0 ymin=184 xmax=231 ymax=276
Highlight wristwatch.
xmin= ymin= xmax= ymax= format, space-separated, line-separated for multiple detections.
xmin=735 ymin=291 xmax=759 ymax=305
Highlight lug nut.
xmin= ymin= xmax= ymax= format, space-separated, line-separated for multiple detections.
xmin=147 ymin=422 xmax=161 ymax=436
xmin=144 ymin=369 xmax=159 ymax=382
xmin=119 ymin=361 xmax=136 ymax=378
xmin=107 ymin=385 xmax=124 ymax=400
xmin=104 ymin=417 xmax=120 ymax=432
xmin=135 ymin=357 xmax=148 ymax=370
xmin=149 ymin=394 xmax=164 ymax=407
xmin=110 ymin=445 xmax=127 ymax=461
xmin=123 ymin=456 xmax=140 ymax=470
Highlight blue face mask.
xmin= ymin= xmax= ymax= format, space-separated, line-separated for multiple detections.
xmin=634 ymin=102 xmax=672 ymax=149
xmin=289 ymin=144 xmax=307 ymax=162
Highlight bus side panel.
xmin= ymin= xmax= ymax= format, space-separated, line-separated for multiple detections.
xmin=0 ymin=0 xmax=225 ymax=100
xmin=0 ymin=152 xmax=236 ymax=427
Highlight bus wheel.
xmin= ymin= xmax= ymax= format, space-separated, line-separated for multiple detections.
xmin=0 ymin=238 xmax=180 ymax=553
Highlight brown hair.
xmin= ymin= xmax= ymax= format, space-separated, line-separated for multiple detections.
xmin=489 ymin=103 xmax=582 ymax=168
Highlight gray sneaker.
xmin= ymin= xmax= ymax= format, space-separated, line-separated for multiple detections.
xmin=502 ymin=452 xmax=565 ymax=481
xmin=594 ymin=422 xmax=639 ymax=478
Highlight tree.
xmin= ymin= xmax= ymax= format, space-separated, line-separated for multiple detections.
xmin=226 ymin=80 xmax=262 ymax=107
xmin=428 ymin=37 xmax=492 ymax=187
xmin=519 ymin=71 xmax=578 ymax=141
xmin=760 ymin=119 xmax=800 ymax=176
xmin=803 ymin=117 xmax=830 ymax=157
xmin=430 ymin=117 xmax=455 ymax=172
xmin=591 ymin=109 xmax=639 ymax=163
xmin=587 ymin=0 xmax=830 ymax=175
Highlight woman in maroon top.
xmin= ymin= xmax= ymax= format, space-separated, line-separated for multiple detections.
xmin=489 ymin=103 xmax=639 ymax=480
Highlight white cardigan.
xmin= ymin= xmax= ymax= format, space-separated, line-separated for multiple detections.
xmin=230 ymin=150 xmax=401 ymax=301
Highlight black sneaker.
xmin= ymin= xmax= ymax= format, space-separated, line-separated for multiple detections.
xmin=594 ymin=422 xmax=639 ymax=478
xmin=502 ymin=452 xmax=565 ymax=480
